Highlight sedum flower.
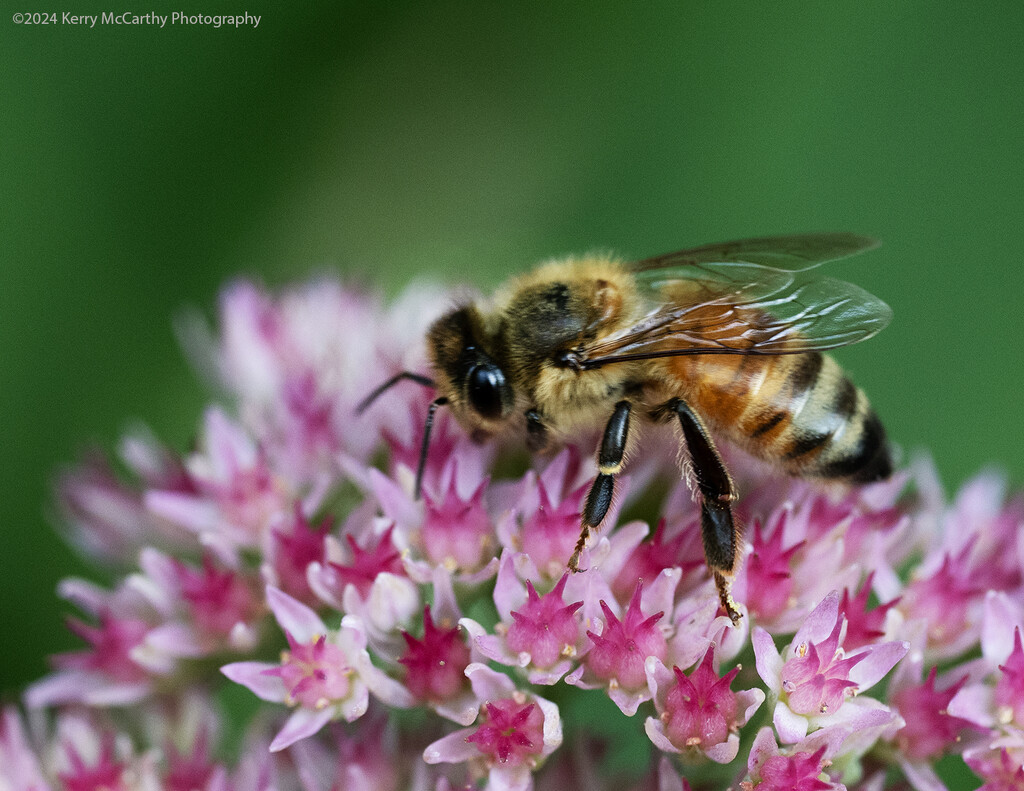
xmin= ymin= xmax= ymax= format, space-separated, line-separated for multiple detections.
xmin=754 ymin=591 xmax=908 ymax=744
xmin=505 ymin=575 xmax=584 ymax=672
xmin=420 ymin=476 xmax=495 ymax=574
xmin=608 ymin=517 xmax=704 ymax=603
xmin=423 ymin=663 xmax=562 ymax=791
xmin=462 ymin=557 xmax=591 ymax=686
xmin=55 ymin=436 xmax=195 ymax=567
xmin=0 ymin=708 xmax=50 ymax=790
xmin=644 ymin=645 xmax=764 ymax=763
xmin=740 ymin=727 xmax=847 ymax=791
xmin=566 ymin=580 xmax=669 ymax=715
xmin=144 ymin=407 xmax=314 ymax=567
xmin=263 ymin=506 xmax=332 ymax=606
xmin=735 ymin=516 xmax=805 ymax=623
xmin=9 ymin=276 xmax=1024 ymax=791
xmin=947 ymin=591 xmax=1024 ymax=788
xmin=399 ymin=605 xmax=472 ymax=706
xmin=221 ymin=587 xmax=412 ymax=751
xmin=837 ymin=573 xmax=901 ymax=650
xmin=964 ymin=747 xmax=1024 ymax=791
xmin=494 ymin=449 xmax=594 ymax=582
xmin=25 ymin=578 xmax=163 ymax=708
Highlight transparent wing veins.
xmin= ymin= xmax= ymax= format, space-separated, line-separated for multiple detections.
xmin=575 ymin=234 xmax=890 ymax=369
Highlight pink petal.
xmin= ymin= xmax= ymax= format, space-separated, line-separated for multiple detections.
xmin=848 ymin=641 xmax=909 ymax=690
xmin=369 ymin=469 xmax=419 ymax=525
xmin=56 ymin=578 xmax=111 ymax=614
xmin=792 ymin=590 xmax=841 ymax=648
xmin=435 ymin=691 xmax=482 ymax=726
xmin=897 ymin=757 xmax=949 ymax=791
xmin=0 ymin=709 xmax=48 ymax=788
xmin=526 ymin=661 xmax=574 ymax=685
xmin=599 ymin=520 xmax=651 ymax=578
xmin=493 ymin=551 xmax=527 ymax=622
xmin=203 ymin=407 xmax=257 ymax=476
xmin=704 ymin=733 xmax=740 ymax=764
xmin=267 ymin=586 xmax=325 ymax=642
xmin=25 ymin=671 xmax=151 ymax=708
xmin=145 ymin=623 xmax=206 ymax=658
xmin=738 ymin=688 xmax=767 ymax=726
xmin=746 ymin=726 xmax=781 ymax=775
xmin=269 ymin=706 xmax=334 ymax=752
xmin=430 ymin=565 xmax=461 ymax=626
xmin=454 ymin=557 xmax=500 ymax=586
xmin=83 ymin=680 xmax=154 ymax=706
xmin=982 ymin=591 xmax=1022 ymax=666
xmin=362 ymin=663 xmax=415 ymax=708
xmin=423 ymin=728 xmax=479 ymax=764
xmin=644 ymin=718 xmax=682 ymax=754
xmin=752 ymin=627 xmax=783 ymax=694
xmin=804 ymin=701 xmax=900 ymax=757
xmin=466 ymin=663 xmax=515 ymax=701
xmin=948 ymin=683 xmax=995 ymax=728
xmin=657 ymin=756 xmax=687 ymax=791
xmin=145 ymin=491 xmax=218 ymax=533
xmin=220 ymin=661 xmax=287 ymax=702
xmin=645 ymin=656 xmax=676 ymax=712
xmin=642 ymin=567 xmax=681 ymax=618
xmin=608 ymin=684 xmax=651 ymax=716
xmin=306 ymin=562 xmax=343 ymax=609
xmin=337 ymin=615 xmax=369 ymax=653
xmin=24 ymin=671 xmax=91 ymax=708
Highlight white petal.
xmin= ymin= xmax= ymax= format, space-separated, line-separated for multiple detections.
xmin=220 ymin=662 xmax=287 ymax=702
xmin=644 ymin=718 xmax=681 ymax=753
xmin=422 ymin=729 xmax=478 ymax=764
xmin=791 ymin=590 xmax=841 ymax=648
xmin=535 ymin=694 xmax=563 ymax=753
xmin=704 ymin=733 xmax=740 ymax=764
xmin=466 ymin=663 xmax=515 ymax=701
xmin=848 ymin=640 xmax=909 ymax=690
xmin=269 ymin=707 xmax=334 ymax=752
xmin=752 ymin=627 xmax=783 ymax=693
xmin=773 ymin=701 xmax=809 ymax=744
xmin=267 ymin=586 xmax=325 ymax=643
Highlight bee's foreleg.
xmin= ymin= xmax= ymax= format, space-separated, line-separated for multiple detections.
xmin=665 ymin=398 xmax=744 ymax=624
xmin=525 ymin=408 xmax=549 ymax=453
xmin=569 ymin=399 xmax=632 ymax=572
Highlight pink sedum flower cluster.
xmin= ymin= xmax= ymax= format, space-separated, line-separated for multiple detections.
xmin=5 ymin=277 xmax=1024 ymax=791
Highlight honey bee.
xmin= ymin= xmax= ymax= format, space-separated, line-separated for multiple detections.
xmin=359 ymin=233 xmax=892 ymax=623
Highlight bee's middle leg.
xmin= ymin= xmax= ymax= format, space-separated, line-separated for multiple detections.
xmin=569 ymin=399 xmax=632 ymax=571
xmin=662 ymin=397 xmax=744 ymax=624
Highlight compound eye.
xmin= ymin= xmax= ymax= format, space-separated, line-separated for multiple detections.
xmin=467 ymin=363 xmax=507 ymax=420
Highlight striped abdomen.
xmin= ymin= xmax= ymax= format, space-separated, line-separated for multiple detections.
xmin=667 ymin=352 xmax=891 ymax=483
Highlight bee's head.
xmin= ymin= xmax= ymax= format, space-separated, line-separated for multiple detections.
xmin=427 ymin=306 xmax=514 ymax=437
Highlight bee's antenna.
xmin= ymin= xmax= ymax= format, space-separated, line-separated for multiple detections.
xmin=357 ymin=371 xmax=436 ymax=415
xmin=415 ymin=396 xmax=449 ymax=500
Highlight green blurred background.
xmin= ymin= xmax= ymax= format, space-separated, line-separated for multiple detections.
xmin=2 ymin=0 xmax=1022 ymax=760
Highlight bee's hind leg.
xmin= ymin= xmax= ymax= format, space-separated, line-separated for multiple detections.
xmin=663 ymin=397 xmax=744 ymax=624
xmin=569 ymin=399 xmax=632 ymax=572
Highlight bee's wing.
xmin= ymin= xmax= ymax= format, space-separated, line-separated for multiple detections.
xmin=576 ymin=236 xmax=891 ymax=369
xmin=632 ymin=231 xmax=880 ymax=271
